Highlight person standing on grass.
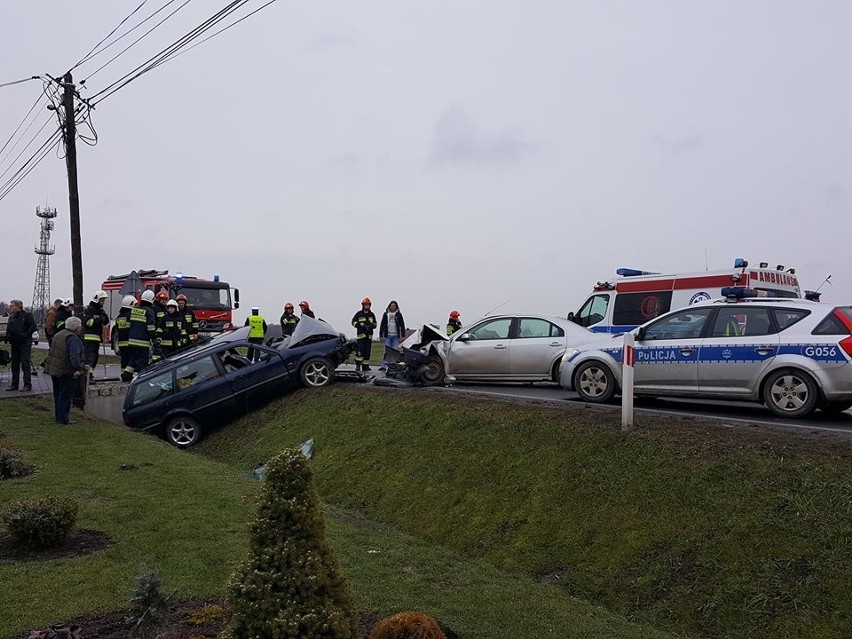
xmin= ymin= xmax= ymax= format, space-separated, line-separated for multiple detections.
xmin=43 ymin=316 xmax=86 ymax=424
xmin=378 ymin=300 xmax=406 ymax=371
xmin=3 ymin=299 xmax=36 ymax=392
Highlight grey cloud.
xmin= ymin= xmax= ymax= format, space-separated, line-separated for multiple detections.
xmin=304 ymin=33 xmax=358 ymax=52
xmin=430 ymin=104 xmax=536 ymax=167
xmin=651 ymin=132 xmax=705 ymax=155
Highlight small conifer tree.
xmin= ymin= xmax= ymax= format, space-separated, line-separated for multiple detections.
xmin=227 ymin=448 xmax=357 ymax=638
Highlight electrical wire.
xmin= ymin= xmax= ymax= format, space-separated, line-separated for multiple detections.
xmin=0 ymin=127 xmax=63 ymax=202
xmin=80 ymin=0 xmax=190 ymax=84
xmin=0 ymin=112 xmax=57 ymax=182
xmin=0 ymin=76 xmax=40 ymax=89
xmin=0 ymin=91 xmax=46 ymax=162
xmin=70 ymin=0 xmax=151 ymax=72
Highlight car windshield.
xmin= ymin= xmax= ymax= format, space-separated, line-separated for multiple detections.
xmin=285 ymin=315 xmax=341 ymax=347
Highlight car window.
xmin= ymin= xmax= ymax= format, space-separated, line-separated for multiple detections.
xmin=130 ymin=370 xmax=173 ymax=408
xmin=517 ymin=318 xmax=563 ymax=338
xmin=772 ymin=308 xmax=810 ymax=331
xmin=218 ymin=347 xmax=252 ymax=372
xmin=175 ymin=356 xmax=221 ymax=391
xmin=613 ymin=291 xmax=673 ymax=327
xmin=642 ymin=308 xmax=712 ymax=341
xmin=467 ymin=318 xmax=512 ymax=340
xmin=576 ymin=294 xmax=610 ymax=327
xmin=710 ymin=307 xmax=773 ymax=338
xmin=812 ymin=312 xmax=849 ymax=336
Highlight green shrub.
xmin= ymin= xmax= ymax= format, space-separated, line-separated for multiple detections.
xmin=369 ymin=612 xmax=447 ymax=639
xmin=2 ymin=496 xmax=77 ymax=549
xmin=227 ymin=448 xmax=357 ymax=638
xmin=0 ymin=439 xmax=35 ymax=479
xmin=125 ymin=564 xmax=177 ymax=639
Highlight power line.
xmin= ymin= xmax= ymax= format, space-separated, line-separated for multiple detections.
xmin=0 ymin=112 xmax=56 ymax=183
xmin=0 ymin=75 xmax=40 ymax=89
xmin=0 ymin=127 xmax=63 ymax=202
xmin=79 ymin=0 xmax=190 ymax=84
xmin=0 ymin=91 xmax=46 ymax=161
xmin=70 ymin=0 xmax=151 ymax=72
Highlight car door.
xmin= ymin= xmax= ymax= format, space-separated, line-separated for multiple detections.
xmin=509 ymin=317 xmax=566 ymax=378
xmin=217 ymin=344 xmax=290 ymax=410
xmin=633 ymin=307 xmax=713 ymax=394
xmin=446 ymin=317 xmax=513 ymax=378
xmin=697 ymin=305 xmax=779 ymax=397
xmin=172 ymin=354 xmax=239 ymax=424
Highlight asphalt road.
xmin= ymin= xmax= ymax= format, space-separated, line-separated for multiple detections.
xmin=434 ymin=381 xmax=852 ymax=436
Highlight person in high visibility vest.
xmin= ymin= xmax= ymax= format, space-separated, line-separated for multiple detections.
xmin=446 ymin=310 xmax=462 ymax=336
xmin=123 ymin=289 xmax=158 ymax=382
xmin=244 ymin=307 xmax=267 ymax=362
xmin=351 ymin=297 xmax=377 ymax=371
xmin=280 ymin=302 xmax=299 ymax=337
xmin=176 ymin=293 xmax=199 ymax=345
xmin=158 ymin=300 xmax=187 ymax=358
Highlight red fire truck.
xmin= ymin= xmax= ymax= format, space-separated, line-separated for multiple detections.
xmin=101 ymin=269 xmax=240 ymax=350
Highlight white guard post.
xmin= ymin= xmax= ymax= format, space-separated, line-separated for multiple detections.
xmin=621 ymin=333 xmax=635 ymax=429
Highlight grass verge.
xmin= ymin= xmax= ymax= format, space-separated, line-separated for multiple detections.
xmin=0 ymin=396 xmax=672 ymax=639
xmin=194 ymin=385 xmax=852 ymax=639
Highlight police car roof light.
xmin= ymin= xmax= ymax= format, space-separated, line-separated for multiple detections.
xmin=734 ymin=258 xmax=748 ymax=268
xmin=721 ymin=286 xmax=756 ymax=300
xmin=804 ymin=290 xmax=822 ymax=302
xmin=214 ymin=274 xmax=220 ymax=282
xmin=616 ymin=268 xmax=660 ymax=277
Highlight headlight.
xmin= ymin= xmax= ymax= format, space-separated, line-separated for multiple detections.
xmin=562 ymin=349 xmax=580 ymax=363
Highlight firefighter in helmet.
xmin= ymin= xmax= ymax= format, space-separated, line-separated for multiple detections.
xmin=151 ymin=289 xmax=170 ymax=362
xmin=280 ymin=302 xmax=299 ymax=337
xmin=115 ymin=295 xmax=136 ymax=374
xmin=158 ymin=300 xmax=187 ymax=358
xmin=54 ymin=298 xmax=73 ymax=334
xmin=82 ymin=290 xmax=110 ymax=371
xmin=447 ymin=310 xmax=462 ymax=336
xmin=298 ymin=300 xmax=315 ymax=319
xmin=176 ymin=293 xmax=199 ymax=346
xmin=123 ymin=289 xmax=157 ymax=381
xmin=351 ymin=297 xmax=377 ymax=371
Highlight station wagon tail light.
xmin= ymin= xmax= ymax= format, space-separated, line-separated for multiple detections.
xmin=833 ymin=308 xmax=852 ymax=358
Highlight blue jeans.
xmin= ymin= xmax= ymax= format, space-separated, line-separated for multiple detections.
xmin=382 ymin=335 xmax=399 ymax=367
xmin=51 ymin=375 xmax=77 ymax=424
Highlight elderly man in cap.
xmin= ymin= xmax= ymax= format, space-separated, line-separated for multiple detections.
xmin=43 ymin=316 xmax=86 ymax=425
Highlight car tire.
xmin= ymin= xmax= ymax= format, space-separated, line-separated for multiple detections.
xmin=574 ymin=361 xmax=617 ymax=403
xmin=300 ymin=357 xmax=335 ymax=388
xmin=820 ymin=400 xmax=852 ymax=415
xmin=164 ymin=415 xmax=202 ymax=448
xmin=420 ymin=355 xmax=446 ymax=386
xmin=762 ymin=369 xmax=819 ymax=418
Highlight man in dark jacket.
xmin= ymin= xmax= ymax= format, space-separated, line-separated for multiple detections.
xmin=43 ymin=298 xmax=62 ymax=345
xmin=54 ymin=298 xmax=73 ymax=334
xmin=4 ymin=299 xmax=37 ymax=392
xmin=43 ymin=316 xmax=86 ymax=424
xmin=123 ymin=289 xmax=158 ymax=382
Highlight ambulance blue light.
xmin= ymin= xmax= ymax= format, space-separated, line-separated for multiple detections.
xmin=617 ymin=268 xmax=659 ymax=277
xmin=214 ymin=274 xmax=220 ymax=282
xmin=804 ymin=290 xmax=822 ymax=302
xmin=734 ymin=258 xmax=748 ymax=268
xmin=721 ymin=287 xmax=755 ymax=300
xmin=175 ymin=272 xmax=183 ymax=280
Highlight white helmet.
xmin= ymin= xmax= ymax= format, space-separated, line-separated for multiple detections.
xmin=93 ymin=290 xmax=108 ymax=302
xmin=141 ymin=290 xmax=155 ymax=303
xmin=121 ymin=295 xmax=136 ymax=309
xmin=61 ymin=297 xmax=73 ymax=307
xmin=166 ymin=299 xmax=179 ymax=308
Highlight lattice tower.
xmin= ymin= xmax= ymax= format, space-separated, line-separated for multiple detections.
xmin=31 ymin=206 xmax=58 ymax=328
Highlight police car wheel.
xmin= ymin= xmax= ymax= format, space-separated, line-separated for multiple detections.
xmin=164 ymin=415 xmax=202 ymax=448
xmin=300 ymin=357 xmax=334 ymax=388
xmin=574 ymin=361 xmax=616 ymax=403
xmin=763 ymin=369 xmax=819 ymax=418
xmin=420 ymin=356 xmax=445 ymax=386
xmin=820 ymin=400 xmax=852 ymax=415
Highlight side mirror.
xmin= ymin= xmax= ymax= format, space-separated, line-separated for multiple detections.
xmin=636 ymin=327 xmax=646 ymax=341
xmin=457 ymin=332 xmax=471 ymax=341
xmin=567 ymin=312 xmax=576 ymax=322
xmin=233 ymin=288 xmax=240 ymax=309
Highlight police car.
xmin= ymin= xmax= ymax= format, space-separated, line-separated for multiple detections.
xmin=558 ymin=288 xmax=852 ymax=418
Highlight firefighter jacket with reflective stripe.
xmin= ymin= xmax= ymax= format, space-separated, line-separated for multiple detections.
xmin=83 ymin=301 xmax=109 ymax=343
xmin=280 ymin=312 xmax=299 ymax=336
xmin=351 ymin=309 xmax=377 ymax=340
xmin=152 ymin=301 xmax=167 ymax=326
xmin=246 ymin=315 xmax=267 ymax=339
xmin=54 ymin=306 xmax=72 ymax=333
xmin=115 ymin=307 xmax=132 ymax=348
xmin=128 ymin=303 xmax=157 ymax=347
xmin=157 ymin=311 xmax=187 ymax=348
xmin=180 ymin=306 xmax=199 ymax=341
xmin=447 ymin=319 xmax=462 ymax=335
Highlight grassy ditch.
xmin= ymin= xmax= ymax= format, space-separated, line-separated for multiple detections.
xmin=0 ymin=397 xmax=672 ymax=639
xmin=195 ymin=385 xmax=852 ymax=639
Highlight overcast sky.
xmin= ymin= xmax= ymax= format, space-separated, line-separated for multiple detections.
xmin=1 ymin=1 xmax=850 ymax=334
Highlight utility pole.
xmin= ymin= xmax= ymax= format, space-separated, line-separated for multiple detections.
xmin=62 ymin=71 xmax=83 ymax=311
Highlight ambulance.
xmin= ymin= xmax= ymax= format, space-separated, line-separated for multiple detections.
xmin=568 ymin=259 xmax=804 ymax=333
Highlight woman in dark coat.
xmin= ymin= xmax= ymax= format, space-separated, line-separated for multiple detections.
xmin=378 ymin=300 xmax=406 ymax=371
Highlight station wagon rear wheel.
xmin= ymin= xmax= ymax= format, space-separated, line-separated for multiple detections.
xmin=300 ymin=357 xmax=334 ymax=388
xmin=763 ymin=369 xmax=819 ymax=418
xmin=165 ymin=415 xmax=202 ymax=448
xmin=420 ymin=355 xmax=445 ymax=386
xmin=574 ymin=361 xmax=616 ymax=403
